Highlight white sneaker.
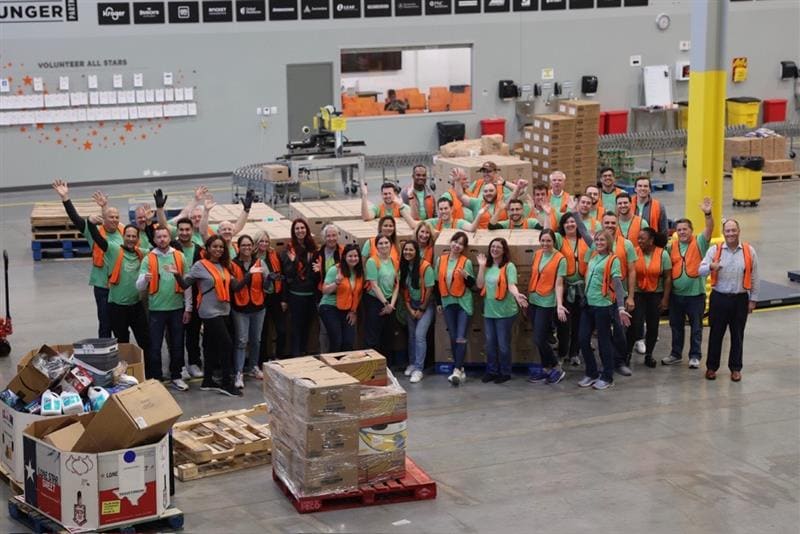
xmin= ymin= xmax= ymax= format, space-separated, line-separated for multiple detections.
xmin=634 ymin=340 xmax=646 ymax=354
xmin=458 ymin=368 xmax=467 ymax=383
xmin=248 ymin=366 xmax=264 ymax=380
xmin=171 ymin=378 xmax=189 ymax=392
xmin=188 ymin=364 xmax=204 ymax=378
xmin=404 ymin=365 xmax=415 ymax=377
xmin=448 ymin=368 xmax=461 ymax=387
xmin=593 ymin=379 xmax=615 ymax=390
xmin=688 ymin=358 xmax=700 ymax=369
xmin=577 ymin=376 xmax=596 ymax=388
xmin=410 ymin=370 xmax=423 ymax=383
xmin=180 ymin=367 xmax=190 ymax=381
xmin=234 ymin=372 xmax=244 ymax=389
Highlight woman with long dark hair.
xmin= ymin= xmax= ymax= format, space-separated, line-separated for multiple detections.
xmin=476 ymin=237 xmax=527 ymax=384
xmin=230 ymin=234 xmax=266 ymax=389
xmin=254 ymin=230 xmax=287 ymax=367
xmin=318 ymin=244 xmax=365 ymax=352
xmin=627 ymin=227 xmax=672 ymax=368
xmin=363 ymin=234 xmax=400 ymax=362
xmin=281 ymin=218 xmax=319 ymax=356
xmin=362 ymin=216 xmax=400 ymax=266
xmin=400 ymin=240 xmax=435 ymax=383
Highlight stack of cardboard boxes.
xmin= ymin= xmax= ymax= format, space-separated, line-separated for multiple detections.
xmin=264 ymin=351 xmax=408 ymax=496
xmin=288 ymin=199 xmax=363 ymax=236
xmin=522 ymin=114 xmax=576 ymax=186
xmin=432 ymin=155 xmax=533 ymax=194
xmin=559 ymin=100 xmax=601 ymax=190
xmin=723 ymin=135 xmax=793 ymax=174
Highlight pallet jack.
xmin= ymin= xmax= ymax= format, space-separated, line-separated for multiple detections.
xmin=0 ymin=251 xmax=11 ymax=357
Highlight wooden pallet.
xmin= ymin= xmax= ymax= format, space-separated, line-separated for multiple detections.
xmin=0 ymin=461 xmax=23 ymax=496
xmin=31 ymin=239 xmax=91 ymax=261
xmin=172 ymin=403 xmax=272 ymax=481
xmin=273 ymin=456 xmax=437 ymax=514
xmin=30 ymin=201 xmax=101 ymax=228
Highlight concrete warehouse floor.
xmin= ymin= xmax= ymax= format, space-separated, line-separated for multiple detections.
xmin=0 ymin=159 xmax=798 ymax=533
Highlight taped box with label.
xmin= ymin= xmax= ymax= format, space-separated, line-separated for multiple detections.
xmin=358 ymin=369 xmax=407 ymax=427
xmin=358 ymin=419 xmax=407 ymax=484
xmin=22 ymin=412 xmax=171 ymax=531
xmin=319 ymin=350 xmax=387 ymax=386
xmin=272 ymin=438 xmax=358 ymax=497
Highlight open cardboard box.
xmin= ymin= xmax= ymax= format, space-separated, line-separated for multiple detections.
xmin=17 ymin=343 xmax=146 ymax=384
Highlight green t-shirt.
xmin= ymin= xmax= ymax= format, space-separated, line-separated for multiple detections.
xmin=554 ymin=234 xmax=583 ymax=284
xmin=137 ymin=234 xmax=152 ymax=254
xmin=413 ymin=190 xmax=430 ymax=219
xmin=83 ymin=224 xmax=124 ymax=288
xmin=424 ymin=217 xmax=468 ymax=230
xmin=319 ymin=265 xmax=355 ymax=307
xmin=549 ymin=192 xmax=568 ymax=213
xmin=106 ymin=245 xmax=143 ymax=306
xmin=618 ymin=216 xmax=649 ymax=240
xmin=437 ymin=255 xmax=474 ymax=315
xmin=601 ymin=191 xmax=618 ymax=211
xmin=580 ymin=215 xmax=602 ymax=234
xmin=499 ymin=218 xmax=542 ymax=230
xmin=585 ymin=253 xmax=622 ymax=307
xmin=483 ymin=263 xmax=519 ymax=319
xmin=672 ymin=235 xmax=711 ymax=296
xmin=179 ymin=242 xmax=199 ymax=265
xmin=465 ymin=198 xmax=503 ymax=223
xmin=585 ymin=238 xmax=638 ymax=297
xmin=440 ymin=191 xmax=475 ymax=221
xmin=365 ymin=257 xmax=397 ymax=300
xmin=636 ymin=248 xmax=672 ymax=293
xmin=528 ymin=252 xmax=567 ymax=308
xmin=370 ymin=203 xmax=407 ymax=219
xmin=139 ymin=251 xmax=187 ymax=311
xmin=405 ymin=263 xmax=435 ymax=303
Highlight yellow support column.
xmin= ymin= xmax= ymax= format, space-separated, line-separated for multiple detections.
xmin=686 ymin=0 xmax=728 ymax=240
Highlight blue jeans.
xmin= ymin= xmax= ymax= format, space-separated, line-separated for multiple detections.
xmin=319 ymin=304 xmax=356 ymax=352
xmin=93 ymin=286 xmax=112 ymax=338
xmin=407 ymin=306 xmax=435 ymax=371
xmin=669 ymin=293 xmax=705 ymax=360
xmin=232 ymin=308 xmax=265 ymax=372
xmin=148 ymin=309 xmax=185 ymax=380
xmin=579 ymin=305 xmax=616 ymax=383
xmin=529 ymin=305 xmax=558 ymax=368
xmin=443 ymin=304 xmax=470 ymax=369
xmin=484 ymin=316 xmax=515 ymax=376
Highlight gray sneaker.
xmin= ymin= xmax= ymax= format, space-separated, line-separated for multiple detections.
xmin=688 ymin=358 xmax=700 ymax=369
xmin=616 ymin=364 xmax=632 ymax=376
xmin=577 ymin=376 xmax=597 ymax=388
xmin=661 ymin=355 xmax=682 ymax=366
xmin=593 ymin=379 xmax=614 ymax=390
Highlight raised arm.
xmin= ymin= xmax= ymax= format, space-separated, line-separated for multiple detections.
xmin=52 ymin=179 xmax=87 ymax=233
xmin=154 ymin=188 xmax=173 ymax=233
xmin=361 ymin=182 xmax=375 ymax=221
xmin=231 ymin=189 xmax=254 ymax=235
xmin=700 ymin=197 xmax=714 ymax=242
xmin=199 ymin=195 xmax=215 ymax=238
xmin=475 ymin=254 xmax=487 ymax=290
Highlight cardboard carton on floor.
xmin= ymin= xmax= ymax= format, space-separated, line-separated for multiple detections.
xmin=358 ymin=369 xmax=407 ymax=427
xmin=272 ymin=438 xmax=358 ymax=497
xmin=271 ymin=413 xmax=359 ymax=457
xmin=17 ymin=343 xmax=146 ymax=384
xmin=320 ymin=350 xmax=387 ymax=386
xmin=23 ymin=413 xmax=171 ymax=531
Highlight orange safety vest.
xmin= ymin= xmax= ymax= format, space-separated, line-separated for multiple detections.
xmin=612 ymin=235 xmax=630 ymax=279
xmin=481 ymin=263 xmax=509 ymax=300
xmin=710 ymin=242 xmax=753 ymax=290
xmin=447 ymin=189 xmax=466 ymax=220
xmin=467 ymin=178 xmax=485 ymax=198
xmin=231 ymin=259 xmax=265 ymax=307
xmin=92 ymin=224 xmax=124 ymax=267
xmin=586 ymin=253 xmax=619 ymax=300
xmin=509 ymin=217 xmax=535 ymax=229
xmin=549 ymin=191 xmax=570 ymax=212
xmin=109 ymin=246 xmax=143 ymax=286
xmin=335 ymin=270 xmax=364 ymax=312
xmin=403 ymin=260 xmax=432 ymax=304
xmin=617 ymin=216 xmax=643 ymax=243
xmin=315 ymin=245 xmax=344 ymax=291
xmin=148 ymin=250 xmax=184 ymax=294
xmin=414 ymin=195 xmax=435 ymax=219
xmin=263 ymin=250 xmax=282 ymax=293
xmin=421 ymin=244 xmax=434 ymax=266
xmin=559 ymin=236 xmax=578 ymax=277
xmin=368 ymin=237 xmax=400 ymax=267
xmin=598 ymin=187 xmax=625 ymax=210
xmin=631 ymin=197 xmax=662 ymax=230
xmin=528 ymin=250 xmax=565 ymax=296
xmin=635 ymin=246 xmax=665 ymax=292
xmin=670 ymin=237 xmax=702 ymax=279
xmin=437 ymin=253 xmax=468 ymax=297
xmin=196 ymin=259 xmax=231 ymax=307
xmin=377 ymin=203 xmax=402 ymax=218
xmin=477 ymin=200 xmax=506 ymax=229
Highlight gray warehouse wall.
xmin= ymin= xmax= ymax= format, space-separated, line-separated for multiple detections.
xmin=0 ymin=0 xmax=798 ymax=189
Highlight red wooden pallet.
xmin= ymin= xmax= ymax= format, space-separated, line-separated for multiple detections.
xmin=273 ymin=456 xmax=437 ymax=513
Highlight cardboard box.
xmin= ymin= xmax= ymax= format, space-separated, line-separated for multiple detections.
xmin=272 ymin=439 xmax=358 ymax=497
xmin=272 ymin=415 xmax=359 ymax=457
xmin=773 ymin=135 xmax=787 ymax=159
xmin=8 ymin=344 xmax=64 ymax=404
xmin=23 ymin=413 xmax=171 ymax=531
xmin=763 ymin=159 xmax=795 ymax=174
xmin=264 ymin=363 xmax=361 ymax=419
xmin=760 ymin=136 xmax=775 ymax=160
xmin=749 ymin=137 xmax=763 ymax=158
xmin=558 ymin=99 xmax=601 ymax=118
xmin=335 ymin=219 xmax=415 ymax=249
xmin=506 ymin=230 xmax=541 ymax=267
xmin=723 ymin=137 xmax=752 ymax=171
xmin=532 ymin=114 xmax=576 ymax=133
xmin=262 ymin=357 xmax=329 ymax=406
xmin=263 ymin=164 xmax=290 ymax=182
xmin=357 ymin=420 xmax=407 ymax=484
xmin=73 ymin=380 xmax=182 ymax=454
xmin=1 ymin=405 xmax=49 ymax=483
xmin=43 ymin=420 xmax=86 ymax=451
xmin=319 ymin=350 xmax=387 ymax=386
xmin=359 ymin=370 xmax=407 ymax=427
xmin=359 ymin=450 xmax=406 ymax=484
xmin=17 ymin=343 xmax=146 ymax=384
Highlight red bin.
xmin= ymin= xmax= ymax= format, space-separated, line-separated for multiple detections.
xmin=480 ymin=118 xmax=506 ymax=140
xmin=762 ymin=99 xmax=787 ymax=123
xmin=606 ymin=110 xmax=628 ymax=134
xmin=599 ymin=111 xmax=608 ymax=135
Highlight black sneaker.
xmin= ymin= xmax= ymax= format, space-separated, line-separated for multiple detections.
xmin=481 ymin=373 xmax=498 ymax=383
xmin=494 ymin=375 xmax=511 ymax=384
xmin=199 ymin=379 xmax=219 ymax=392
xmin=219 ymin=383 xmax=243 ymax=397
xmin=644 ymin=356 xmax=657 ymax=368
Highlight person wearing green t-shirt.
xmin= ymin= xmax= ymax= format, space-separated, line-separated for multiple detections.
xmin=361 ymin=182 xmax=417 ymax=228
xmin=399 ymin=241 xmax=436 ymax=383
xmin=575 ymin=194 xmax=602 ymax=234
xmin=663 ymin=198 xmax=714 ymax=368
xmin=626 ymin=227 xmax=672 ymax=368
xmin=319 ymin=245 xmax=364 ymax=352
xmin=615 ymin=192 xmax=649 ymax=242
xmin=401 ymin=164 xmax=437 ymax=221
xmin=476 ymin=238 xmax=527 ymax=384
xmin=155 ymin=185 xmax=209 ymax=248
xmin=364 ymin=235 xmax=400 ymax=364
xmin=526 ymin=230 xmax=570 ymax=385
xmin=489 ymin=197 xmax=541 ymax=230
xmin=435 ymin=231 xmax=475 ymax=386
xmin=199 ymin=191 xmax=253 ymax=258
xmin=425 ymin=197 xmax=471 ymax=233
xmin=578 ymin=230 xmax=632 ymax=390
xmin=598 ymin=167 xmax=625 ymax=214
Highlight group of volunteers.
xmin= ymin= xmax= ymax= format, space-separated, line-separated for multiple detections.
xmin=51 ymin=161 xmax=760 ymax=394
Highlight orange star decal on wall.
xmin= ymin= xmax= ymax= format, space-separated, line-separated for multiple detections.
xmin=83 ymin=141 xmax=92 ymax=150
xmin=22 ymin=75 xmax=32 ymax=85
xmin=124 ymin=122 xmax=134 ymax=132
xmin=35 ymin=123 xmax=44 ymax=129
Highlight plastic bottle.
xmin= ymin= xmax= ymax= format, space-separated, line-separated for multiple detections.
xmin=41 ymin=390 xmax=63 ymax=416
xmin=87 ymin=387 xmax=110 ymax=411
xmin=60 ymin=390 xmax=83 ymax=415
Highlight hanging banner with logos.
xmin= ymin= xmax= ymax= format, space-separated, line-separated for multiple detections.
xmin=596 ymin=0 xmax=619 ymax=6
xmin=454 ymin=0 xmax=478 ymax=13
xmin=236 ymin=0 xmax=266 ymax=19
xmin=203 ymin=0 xmax=233 ymax=20
xmin=300 ymin=0 xmax=328 ymax=18
xmin=133 ymin=2 xmax=165 ymax=23
xmin=168 ymin=1 xmax=200 ymax=21
xmin=332 ymin=0 xmax=360 ymax=17
xmin=394 ymin=0 xmax=421 ymax=15
xmin=0 ymin=0 xmax=78 ymax=23
xmin=483 ymin=0 xmax=508 ymax=12
xmin=425 ymin=0 xmax=451 ymax=14
xmin=269 ymin=0 xmax=297 ymax=19
xmin=512 ymin=0 xmax=537 ymax=10
xmin=364 ymin=0 xmax=390 ymax=17
xmin=97 ymin=2 xmax=131 ymax=24
xmin=540 ymin=0 xmax=565 ymax=9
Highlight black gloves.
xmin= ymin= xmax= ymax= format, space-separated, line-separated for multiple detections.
xmin=154 ymin=188 xmax=168 ymax=209
xmin=241 ymin=189 xmax=254 ymax=212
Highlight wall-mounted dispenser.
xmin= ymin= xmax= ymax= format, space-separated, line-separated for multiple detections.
xmin=498 ymin=80 xmax=519 ymax=101
xmin=780 ymin=61 xmax=798 ymax=80
xmin=553 ymin=82 xmax=562 ymax=97
xmin=581 ymin=76 xmax=598 ymax=96
xmin=533 ymin=83 xmax=542 ymax=97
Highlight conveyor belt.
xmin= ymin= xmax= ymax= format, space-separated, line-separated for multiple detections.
xmin=755 ymin=280 xmax=800 ymax=309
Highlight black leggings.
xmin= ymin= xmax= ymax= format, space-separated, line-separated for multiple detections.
xmin=287 ymin=292 xmax=316 ymax=356
xmin=363 ymin=294 xmax=394 ymax=363
xmin=203 ymin=315 xmax=234 ymax=384
xmin=556 ymin=298 xmax=582 ymax=359
xmin=109 ymin=301 xmax=151 ymax=364
xmin=260 ymin=293 xmax=287 ymax=361
xmin=627 ymin=292 xmax=663 ymax=357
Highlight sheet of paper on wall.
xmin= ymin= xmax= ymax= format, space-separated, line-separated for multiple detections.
xmin=111 ymin=107 xmax=122 ymax=121
xmin=163 ymin=72 xmax=173 ymax=86
xmin=99 ymin=92 xmax=109 ymax=105
xmin=125 ymin=90 xmax=135 ymax=103
xmin=0 ymin=113 xmax=9 ymax=126
xmin=113 ymin=74 xmax=123 ymax=89
xmin=136 ymin=90 xmax=146 ymax=103
xmin=137 ymin=105 xmax=150 ymax=119
xmin=119 ymin=107 xmax=129 ymax=120
xmin=183 ymin=87 xmax=194 ymax=101
xmin=0 ymin=96 xmax=11 ymax=110
xmin=44 ymin=94 xmax=68 ymax=108
xmin=145 ymin=89 xmax=155 ymax=103
xmin=70 ymin=92 xmax=88 ymax=106
xmin=108 ymin=91 xmax=117 ymax=105
xmin=76 ymin=108 xmax=87 ymax=122
xmin=133 ymin=73 xmax=144 ymax=88
xmin=128 ymin=106 xmax=139 ymax=120
xmin=174 ymin=87 xmax=184 ymax=101
xmin=88 ymin=75 xmax=98 ymax=89
xmin=155 ymin=89 xmax=164 ymax=102
xmin=89 ymin=92 xmax=99 ymax=106
xmin=0 ymin=79 xmax=9 ymax=93
xmin=87 ymin=108 xmax=98 ymax=121
xmin=117 ymin=91 xmax=127 ymax=104
xmin=59 ymin=76 xmax=70 ymax=91
xmin=188 ymin=102 xmax=197 ymax=116
xmin=20 ymin=111 xmax=35 ymax=124
xmin=33 ymin=77 xmax=44 ymax=92
xmin=153 ymin=104 xmax=164 ymax=118
xmin=164 ymin=88 xmax=174 ymax=101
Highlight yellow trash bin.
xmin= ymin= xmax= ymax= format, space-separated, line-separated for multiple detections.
xmin=726 ymin=97 xmax=761 ymax=128
xmin=677 ymin=101 xmax=689 ymax=130
xmin=731 ymin=156 xmax=763 ymax=207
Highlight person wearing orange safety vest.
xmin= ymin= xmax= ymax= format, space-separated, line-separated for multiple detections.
xmin=699 ymin=219 xmax=760 ymax=382
xmin=319 ymin=244 xmax=365 ymax=352
xmin=364 ymin=234 xmax=400 ymax=364
xmin=402 ymin=164 xmax=437 ymax=221
xmin=476 ymin=238 xmax=528 ymax=384
xmin=361 ymin=181 xmax=417 ymax=228
xmin=136 ymin=226 xmax=192 ymax=389
xmin=632 ymin=177 xmax=669 ymax=234
xmin=440 ymin=169 xmax=475 ymax=221
xmin=466 ymin=161 xmax=516 ymax=198
xmin=399 ymin=241 xmax=436 ymax=383
xmin=456 ymin=181 xmax=507 ymax=230
xmin=424 ymin=197 xmax=471 ymax=233
xmin=626 ymin=228 xmax=672 ymax=369
xmin=615 ymin=192 xmax=649 ymax=242
xmin=577 ymin=230 xmax=632 ymax=390
xmin=526 ymin=230 xmax=570 ymax=385
xmin=414 ymin=222 xmax=436 ymax=268
xmin=230 ymin=234 xmax=267 ymax=390
xmin=585 ymin=185 xmax=605 ymax=220
xmin=313 ymin=224 xmax=344 ymax=353
xmin=663 ymin=198 xmax=714 ymax=369
xmin=53 ymin=179 xmax=123 ymax=338
xmin=598 ymin=167 xmax=625 ymax=212
xmin=435 ymin=231 xmax=475 ymax=386
xmin=489 ymin=197 xmax=542 ymax=230
xmin=254 ymin=230 xmax=287 ymax=363
xmin=547 ymin=171 xmax=571 ymax=216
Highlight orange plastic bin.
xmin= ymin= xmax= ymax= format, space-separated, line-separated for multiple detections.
xmin=480 ymin=118 xmax=506 ymax=140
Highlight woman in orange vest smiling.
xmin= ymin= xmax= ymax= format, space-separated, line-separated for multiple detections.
xmin=230 ymin=235 xmax=267 ymax=390
xmin=364 ymin=234 xmax=400 ymax=364
xmin=435 ymin=231 xmax=476 ymax=386
xmin=318 ymin=244 xmax=364 ymax=352
xmin=254 ymin=230 xmax=287 ymax=364
xmin=167 ymin=234 xmax=258 ymax=397
xmin=362 ymin=216 xmax=400 ymax=267
xmin=476 ymin=238 xmax=528 ymax=384
xmin=626 ymin=228 xmax=672 ymax=368
xmin=400 ymin=240 xmax=436 ymax=384
xmin=415 ymin=221 xmax=435 ymax=266
xmin=526 ymin=230 xmax=569 ymax=385
xmin=281 ymin=218 xmax=319 ymax=356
